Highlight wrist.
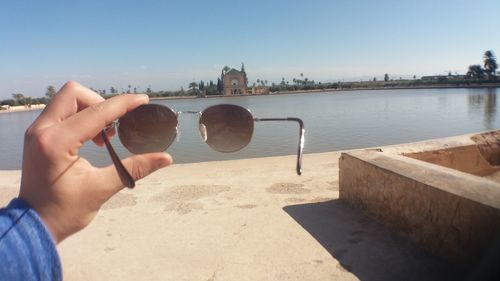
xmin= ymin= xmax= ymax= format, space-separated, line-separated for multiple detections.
xmin=17 ymin=193 xmax=63 ymax=243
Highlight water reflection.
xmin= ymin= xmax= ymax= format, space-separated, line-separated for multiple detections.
xmin=484 ymin=88 xmax=497 ymax=129
xmin=468 ymin=88 xmax=497 ymax=130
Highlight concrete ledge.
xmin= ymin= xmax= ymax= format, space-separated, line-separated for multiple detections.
xmin=339 ymin=150 xmax=500 ymax=265
xmin=405 ymin=145 xmax=499 ymax=177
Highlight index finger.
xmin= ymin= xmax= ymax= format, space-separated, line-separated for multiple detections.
xmin=35 ymin=81 xmax=105 ymax=129
xmin=58 ymin=94 xmax=149 ymax=147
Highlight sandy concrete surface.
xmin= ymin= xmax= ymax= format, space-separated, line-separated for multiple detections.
xmin=0 ymin=152 xmax=456 ymax=281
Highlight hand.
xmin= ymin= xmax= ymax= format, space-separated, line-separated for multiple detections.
xmin=18 ymin=81 xmax=172 ymax=243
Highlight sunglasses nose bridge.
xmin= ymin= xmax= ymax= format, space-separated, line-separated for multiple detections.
xmin=178 ymin=110 xmax=202 ymax=116
xmin=175 ymin=122 xmax=181 ymax=143
xmin=175 ymin=111 xmax=202 ymax=143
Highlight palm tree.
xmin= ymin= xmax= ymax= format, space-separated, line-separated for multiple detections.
xmin=45 ymin=86 xmax=57 ymax=99
xmin=189 ymin=81 xmax=198 ymax=90
xmin=483 ymin=50 xmax=498 ymax=78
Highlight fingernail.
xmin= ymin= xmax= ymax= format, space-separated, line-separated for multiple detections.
xmin=137 ymin=94 xmax=149 ymax=102
xmin=156 ymin=154 xmax=172 ymax=168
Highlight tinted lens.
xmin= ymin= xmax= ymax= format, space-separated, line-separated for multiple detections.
xmin=200 ymin=104 xmax=254 ymax=153
xmin=118 ymin=104 xmax=177 ymax=154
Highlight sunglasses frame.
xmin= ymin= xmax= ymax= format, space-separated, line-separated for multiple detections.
xmin=101 ymin=104 xmax=305 ymax=188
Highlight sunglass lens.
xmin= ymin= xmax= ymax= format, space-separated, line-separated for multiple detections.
xmin=200 ymin=104 xmax=254 ymax=153
xmin=118 ymin=104 xmax=177 ymax=154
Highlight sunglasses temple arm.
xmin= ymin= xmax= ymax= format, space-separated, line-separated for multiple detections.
xmin=253 ymin=118 xmax=304 ymax=175
xmin=101 ymin=130 xmax=136 ymax=188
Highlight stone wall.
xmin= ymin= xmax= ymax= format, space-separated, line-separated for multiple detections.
xmin=404 ymin=145 xmax=499 ymax=176
xmin=471 ymin=131 xmax=500 ymax=166
xmin=339 ymin=150 xmax=500 ymax=265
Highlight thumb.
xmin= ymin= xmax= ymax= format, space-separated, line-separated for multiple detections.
xmin=99 ymin=152 xmax=172 ymax=196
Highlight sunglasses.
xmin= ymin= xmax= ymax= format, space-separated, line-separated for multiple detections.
xmin=101 ymin=103 xmax=305 ymax=188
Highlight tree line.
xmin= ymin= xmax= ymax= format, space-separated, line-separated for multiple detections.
xmin=1 ymin=86 xmax=57 ymax=107
xmin=2 ymin=50 xmax=498 ymax=106
xmin=466 ymin=50 xmax=498 ymax=79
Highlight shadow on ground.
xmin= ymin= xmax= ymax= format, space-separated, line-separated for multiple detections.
xmin=283 ymin=199 xmax=459 ymax=281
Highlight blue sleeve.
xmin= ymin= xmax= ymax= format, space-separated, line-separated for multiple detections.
xmin=0 ymin=198 xmax=62 ymax=281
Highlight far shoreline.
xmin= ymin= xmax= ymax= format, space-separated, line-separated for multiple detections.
xmin=1 ymin=82 xmax=499 ymax=114
xmin=0 ymin=104 xmax=45 ymax=115
xmin=150 ymin=82 xmax=500 ymax=101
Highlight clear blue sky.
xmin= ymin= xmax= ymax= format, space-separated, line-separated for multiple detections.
xmin=1 ymin=0 xmax=499 ymax=98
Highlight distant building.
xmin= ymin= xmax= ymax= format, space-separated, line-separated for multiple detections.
xmin=421 ymin=75 xmax=467 ymax=80
xmin=223 ymin=68 xmax=247 ymax=95
xmin=421 ymin=75 xmax=448 ymax=80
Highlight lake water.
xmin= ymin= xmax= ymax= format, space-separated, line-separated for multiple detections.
xmin=0 ymin=87 xmax=498 ymax=170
